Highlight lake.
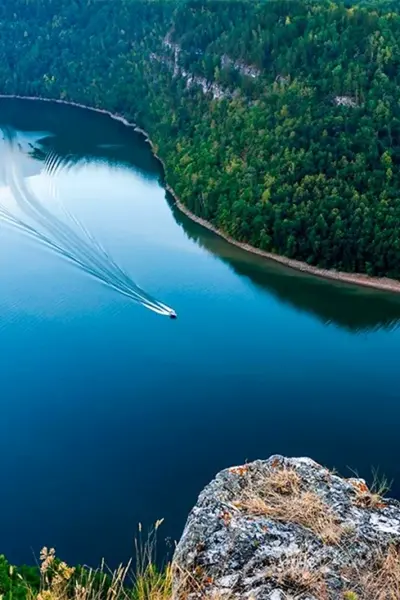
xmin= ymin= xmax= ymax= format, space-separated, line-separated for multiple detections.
xmin=0 ymin=97 xmax=400 ymax=568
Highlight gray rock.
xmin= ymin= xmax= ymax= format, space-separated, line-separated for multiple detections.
xmin=334 ymin=95 xmax=357 ymax=108
xmin=173 ymin=455 xmax=400 ymax=599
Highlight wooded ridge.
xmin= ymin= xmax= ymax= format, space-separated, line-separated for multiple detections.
xmin=1 ymin=0 xmax=400 ymax=277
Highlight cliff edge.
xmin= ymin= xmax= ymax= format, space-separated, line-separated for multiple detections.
xmin=173 ymin=455 xmax=400 ymax=599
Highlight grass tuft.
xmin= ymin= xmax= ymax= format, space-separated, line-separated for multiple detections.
xmin=235 ymin=466 xmax=343 ymax=544
xmin=13 ymin=523 xmax=172 ymax=600
xmin=265 ymin=551 xmax=328 ymax=598
xmin=359 ymin=544 xmax=400 ymax=600
xmin=348 ymin=467 xmax=391 ymax=509
xmin=134 ymin=520 xmax=172 ymax=600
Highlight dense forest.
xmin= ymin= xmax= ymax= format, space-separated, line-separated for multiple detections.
xmin=1 ymin=0 xmax=400 ymax=277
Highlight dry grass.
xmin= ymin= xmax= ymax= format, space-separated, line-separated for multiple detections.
xmin=172 ymin=561 xmax=219 ymax=600
xmin=359 ymin=544 xmax=400 ymax=600
xmin=19 ymin=521 xmax=172 ymax=600
xmin=26 ymin=524 xmax=227 ymax=600
xmin=342 ymin=544 xmax=400 ymax=600
xmin=25 ymin=552 xmax=135 ymax=600
xmin=349 ymin=468 xmax=391 ymax=510
xmin=235 ymin=466 xmax=343 ymax=544
xmin=263 ymin=542 xmax=400 ymax=600
xmin=264 ymin=551 xmax=328 ymax=599
xmin=134 ymin=520 xmax=173 ymax=600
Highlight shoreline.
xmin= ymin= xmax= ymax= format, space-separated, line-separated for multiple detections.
xmin=2 ymin=93 xmax=400 ymax=294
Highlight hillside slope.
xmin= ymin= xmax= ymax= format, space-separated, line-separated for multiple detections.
xmin=1 ymin=0 xmax=400 ymax=277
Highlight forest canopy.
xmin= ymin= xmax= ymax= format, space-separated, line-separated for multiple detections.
xmin=1 ymin=0 xmax=400 ymax=277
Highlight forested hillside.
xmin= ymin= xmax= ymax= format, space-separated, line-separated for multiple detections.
xmin=1 ymin=0 xmax=400 ymax=277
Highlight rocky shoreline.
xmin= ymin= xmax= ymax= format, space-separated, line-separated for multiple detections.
xmin=2 ymin=94 xmax=400 ymax=294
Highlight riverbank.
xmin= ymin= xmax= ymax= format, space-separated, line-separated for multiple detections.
xmin=2 ymin=93 xmax=400 ymax=294
xmin=171 ymin=198 xmax=400 ymax=293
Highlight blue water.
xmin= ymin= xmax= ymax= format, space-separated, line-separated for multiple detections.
xmin=0 ymin=98 xmax=399 ymax=568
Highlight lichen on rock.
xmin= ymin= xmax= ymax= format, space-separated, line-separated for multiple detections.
xmin=173 ymin=455 xmax=400 ymax=599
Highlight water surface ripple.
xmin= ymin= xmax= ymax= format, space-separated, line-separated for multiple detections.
xmin=0 ymin=125 xmax=176 ymax=317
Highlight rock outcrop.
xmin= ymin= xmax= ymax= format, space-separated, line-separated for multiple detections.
xmin=173 ymin=455 xmax=400 ymax=599
xmin=334 ymin=96 xmax=357 ymax=108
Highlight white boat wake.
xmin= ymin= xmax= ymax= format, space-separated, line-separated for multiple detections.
xmin=0 ymin=127 xmax=177 ymax=318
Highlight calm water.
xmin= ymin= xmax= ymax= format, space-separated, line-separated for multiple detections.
xmin=1 ymin=98 xmax=400 ymax=567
